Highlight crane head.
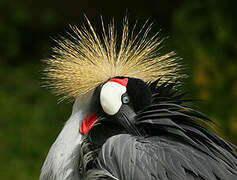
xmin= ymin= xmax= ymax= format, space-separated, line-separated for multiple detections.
xmin=79 ymin=76 xmax=152 ymax=146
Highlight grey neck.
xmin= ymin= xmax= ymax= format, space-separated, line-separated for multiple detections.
xmin=40 ymin=92 xmax=93 ymax=180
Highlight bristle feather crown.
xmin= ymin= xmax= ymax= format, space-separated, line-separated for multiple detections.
xmin=43 ymin=17 xmax=182 ymax=101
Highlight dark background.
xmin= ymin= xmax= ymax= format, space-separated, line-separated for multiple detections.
xmin=1 ymin=0 xmax=237 ymax=179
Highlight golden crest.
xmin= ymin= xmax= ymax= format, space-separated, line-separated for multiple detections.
xmin=43 ymin=17 xmax=181 ymax=101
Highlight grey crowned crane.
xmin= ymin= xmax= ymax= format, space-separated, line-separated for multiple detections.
xmin=40 ymin=18 xmax=237 ymax=180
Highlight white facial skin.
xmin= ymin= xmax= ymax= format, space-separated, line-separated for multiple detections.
xmin=100 ymin=81 xmax=127 ymax=115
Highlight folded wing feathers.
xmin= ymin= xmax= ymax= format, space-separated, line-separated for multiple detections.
xmin=97 ymin=134 xmax=237 ymax=180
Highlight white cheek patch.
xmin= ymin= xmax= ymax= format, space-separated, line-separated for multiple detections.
xmin=100 ymin=81 xmax=126 ymax=115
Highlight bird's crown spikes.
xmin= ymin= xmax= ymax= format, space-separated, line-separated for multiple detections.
xmin=43 ymin=17 xmax=182 ymax=101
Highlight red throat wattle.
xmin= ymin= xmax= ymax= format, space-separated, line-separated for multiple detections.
xmin=79 ymin=113 xmax=98 ymax=135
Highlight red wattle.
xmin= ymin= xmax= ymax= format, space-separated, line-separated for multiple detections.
xmin=79 ymin=113 xmax=98 ymax=135
xmin=109 ymin=78 xmax=128 ymax=87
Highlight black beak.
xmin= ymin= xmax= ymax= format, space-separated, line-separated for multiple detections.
xmin=87 ymin=105 xmax=141 ymax=148
xmin=114 ymin=105 xmax=141 ymax=136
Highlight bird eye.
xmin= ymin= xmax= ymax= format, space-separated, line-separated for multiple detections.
xmin=122 ymin=94 xmax=130 ymax=104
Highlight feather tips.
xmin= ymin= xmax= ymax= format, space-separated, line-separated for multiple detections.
xmin=43 ymin=17 xmax=181 ymax=100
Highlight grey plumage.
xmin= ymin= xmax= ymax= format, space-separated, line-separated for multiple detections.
xmin=98 ymin=134 xmax=236 ymax=180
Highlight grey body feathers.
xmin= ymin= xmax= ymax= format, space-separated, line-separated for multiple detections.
xmin=96 ymin=134 xmax=237 ymax=180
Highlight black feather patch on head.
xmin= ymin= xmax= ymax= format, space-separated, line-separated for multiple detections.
xmin=126 ymin=77 xmax=152 ymax=112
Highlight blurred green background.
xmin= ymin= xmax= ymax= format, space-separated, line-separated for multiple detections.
xmin=1 ymin=0 xmax=236 ymax=179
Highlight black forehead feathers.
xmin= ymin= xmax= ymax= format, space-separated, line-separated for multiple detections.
xmin=126 ymin=77 xmax=152 ymax=112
